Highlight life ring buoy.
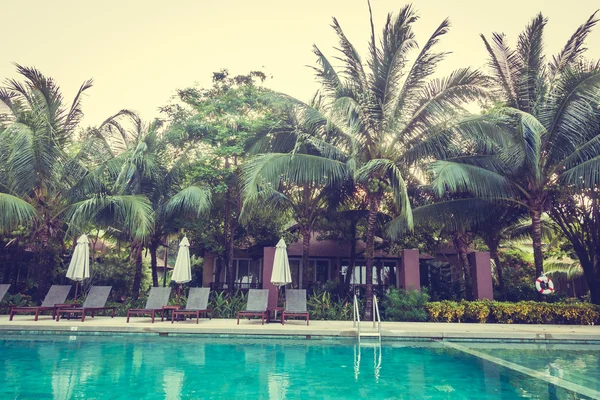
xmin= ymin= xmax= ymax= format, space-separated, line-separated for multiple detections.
xmin=536 ymin=275 xmax=554 ymax=295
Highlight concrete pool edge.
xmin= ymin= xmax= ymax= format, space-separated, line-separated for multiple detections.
xmin=0 ymin=316 xmax=598 ymax=343
xmin=444 ymin=341 xmax=600 ymax=400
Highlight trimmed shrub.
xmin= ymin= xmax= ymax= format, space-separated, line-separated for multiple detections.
xmin=383 ymin=289 xmax=429 ymax=322
xmin=426 ymin=300 xmax=600 ymax=325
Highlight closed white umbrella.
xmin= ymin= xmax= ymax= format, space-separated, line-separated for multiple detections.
xmin=172 ymin=237 xmax=191 ymax=303
xmin=66 ymin=234 xmax=90 ymax=301
xmin=271 ymin=239 xmax=292 ymax=306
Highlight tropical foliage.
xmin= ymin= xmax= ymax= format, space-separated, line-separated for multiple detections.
xmin=1 ymin=3 xmax=600 ymax=310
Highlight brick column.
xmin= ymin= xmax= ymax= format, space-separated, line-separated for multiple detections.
xmin=262 ymin=247 xmax=278 ymax=307
xmin=469 ymin=251 xmax=493 ymax=300
xmin=202 ymin=253 xmax=215 ymax=288
xmin=397 ymin=249 xmax=420 ymax=291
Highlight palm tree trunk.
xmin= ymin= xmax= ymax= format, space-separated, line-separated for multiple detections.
xmin=224 ymin=156 xmax=236 ymax=293
xmin=530 ymin=205 xmax=545 ymax=301
xmin=344 ymin=220 xmax=358 ymax=291
xmin=364 ymin=194 xmax=380 ymax=322
xmin=149 ymin=240 xmax=159 ymax=287
xmin=589 ymin=258 xmax=600 ymax=305
xmin=453 ymin=232 xmax=472 ymax=300
xmin=163 ymin=240 xmax=168 ymax=287
xmin=487 ymin=237 xmax=505 ymax=300
xmin=530 ymin=206 xmax=544 ymax=277
xmin=131 ymin=242 xmax=144 ymax=299
xmin=301 ymin=227 xmax=311 ymax=289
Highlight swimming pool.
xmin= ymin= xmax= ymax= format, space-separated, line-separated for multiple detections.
xmin=1 ymin=335 xmax=598 ymax=399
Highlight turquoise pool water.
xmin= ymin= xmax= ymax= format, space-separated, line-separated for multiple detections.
xmin=0 ymin=335 xmax=598 ymax=399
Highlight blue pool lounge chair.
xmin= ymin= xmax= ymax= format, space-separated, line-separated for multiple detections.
xmin=56 ymin=286 xmax=116 ymax=322
xmin=9 ymin=285 xmax=72 ymax=321
xmin=237 ymin=289 xmax=269 ymax=325
xmin=0 ymin=284 xmax=10 ymax=311
xmin=172 ymin=288 xmax=212 ymax=324
xmin=281 ymin=289 xmax=309 ymax=325
xmin=126 ymin=287 xmax=172 ymax=323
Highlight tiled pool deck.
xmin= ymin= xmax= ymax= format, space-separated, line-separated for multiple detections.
xmin=0 ymin=315 xmax=598 ymax=342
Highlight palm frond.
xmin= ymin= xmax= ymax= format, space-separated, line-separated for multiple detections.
xmin=548 ymin=11 xmax=599 ymax=83
xmin=0 ymin=193 xmax=36 ymax=234
xmin=430 ymin=160 xmax=523 ymax=199
xmin=515 ymin=13 xmax=547 ymax=113
xmin=67 ymin=194 xmax=154 ymax=240
xmin=480 ymin=32 xmax=520 ymax=105
xmin=163 ymin=186 xmax=211 ymax=220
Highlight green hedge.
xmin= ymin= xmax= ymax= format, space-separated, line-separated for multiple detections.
xmin=425 ymin=300 xmax=600 ymax=325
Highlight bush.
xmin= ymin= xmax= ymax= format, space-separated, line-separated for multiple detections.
xmin=383 ymin=289 xmax=429 ymax=322
xmin=425 ymin=300 xmax=600 ymax=325
xmin=307 ymin=290 xmax=352 ymax=320
xmin=209 ymin=290 xmax=247 ymax=318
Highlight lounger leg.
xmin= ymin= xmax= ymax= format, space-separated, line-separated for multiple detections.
xmin=34 ymin=309 xmax=39 ymax=321
xmin=306 ymin=315 xmax=309 ymax=326
xmin=111 ymin=308 xmax=115 ymax=318
xmin=81 ymin=310 xmax=86 ymax=322
xmin=237 ymin=313 xmax=240 ymax=325
xmin=281 ymin=312 xmax=285 ymax=325
xmin=151 ymin=311 xmax=155 ymax=323
xmin=261 ymin=313 xmax=264 ymax=325
xmin=56 ymin=312 xmax=60 ymax=322
xmin=9 ymin=309 xmax=14 ymax=321
xmin=126 ymin=312 xmax=131 ymax=323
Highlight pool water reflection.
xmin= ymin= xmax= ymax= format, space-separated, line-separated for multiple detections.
xmin=0 ymin=335 xmax=596 ymax=399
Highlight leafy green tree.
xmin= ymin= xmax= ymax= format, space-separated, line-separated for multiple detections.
xmin=166 ymin=70 xmax=277 ymax=291
xmin=81 ymin=112 xmax=211 ymax=294
xmin=244 ymin=4 xmax=488 ymax=319
xmin=0 ymin=66 xmax=152 ymax=291
xmin=429 ymin=12 xmax=600 ymax=301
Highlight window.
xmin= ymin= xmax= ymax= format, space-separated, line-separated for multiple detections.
xmin=217 ymin=259 xmax=261 ymax=288
xmin=342 ymin=260 xmax=396 ymax=285
xmin=289 ymin=259 xmax=301 ymax=289
xmin=314 ymin=260 xmax=329 ymax=283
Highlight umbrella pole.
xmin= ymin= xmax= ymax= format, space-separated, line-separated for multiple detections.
xmin=177 ymin=284 xmax=181 ymax=305
xmin=74 ymin=282 xmax=79 ymax=303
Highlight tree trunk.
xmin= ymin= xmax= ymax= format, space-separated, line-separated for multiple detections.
xmin=453 ymin=231 xmax=472 ymax=300
xmin=588 ymin=258 xmax=600 ymax=305
xmin=163 ymin=241 xmax=169 ymax=287
xmin=364 ymin=194 xmax=380 ymax=321
xmin=224 ymin=156 xmax=236 ymax=293
xmin=344 ymin=220 xmax=358 ymax=291
xmin=301 ymin=227 xmax=311 ymax=289
xmin=149 ymin=240 xmax=159 ymax=287
xmin=214 ymin=257 xmax=223 ymax=289
xmin=530 ymin=205 xmax=545 ymax=301
xmin=530 ymin=206 xmax=544 ymax=277
xmin=131 ymin=242 xmax=144 ymax=299
xmin=488 ymin=237 xmax=505 ymax=300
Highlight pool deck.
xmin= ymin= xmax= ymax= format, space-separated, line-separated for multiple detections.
xmin=0 ymin=315 xmax=598 ymax=342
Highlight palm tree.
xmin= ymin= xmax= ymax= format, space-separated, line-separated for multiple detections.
xmin=0 ymin=65 xmax=152 ymax=292
xmin=244 ymin=3 xmax=489 ymax=319
xmin=91 ymin=112 xmax=211 ymax=291
xmin=429 ymin=12 xmax=600 ymax=296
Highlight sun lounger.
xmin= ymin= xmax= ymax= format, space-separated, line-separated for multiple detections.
xmin=56 ymin=286 xmax=115 ymax=322
xmin=9 ymin=285 xmax=72 ymax=321
xmin=0 ymin=284 xmax=10 ymax=311
xmin=237 ymin=289 xmax=269 ymax=325
xmin=126 ymin=287 xmax=171 ymax=323
xmin=171 ymin=288 xmax=212 ymax=324
xmin=281 ymin=289 xmax=309 ymax=325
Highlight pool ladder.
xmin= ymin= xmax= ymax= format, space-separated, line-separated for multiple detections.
xmin=353 ymin=294 xmax=382 ymax=344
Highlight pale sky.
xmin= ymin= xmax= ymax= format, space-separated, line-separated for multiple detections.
xmin=2 ymin=0 xmax=599 ymax=127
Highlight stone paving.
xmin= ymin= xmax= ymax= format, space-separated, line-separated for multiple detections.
xmin=0 ymin=314 xmax=598 ymax=341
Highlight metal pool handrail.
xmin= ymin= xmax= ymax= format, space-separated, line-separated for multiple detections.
xmin=373 ymin=294 xmax=382 ymax=343
xmin=353 ymin=294 xmax=360 ymax=342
